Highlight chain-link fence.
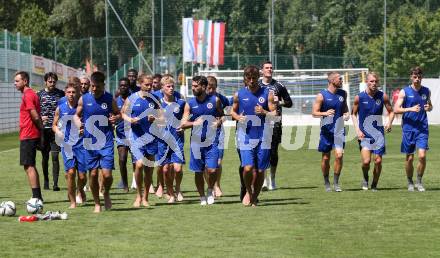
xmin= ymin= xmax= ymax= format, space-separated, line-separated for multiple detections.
xmin=3 ymin=1 xmax=440 ymax=93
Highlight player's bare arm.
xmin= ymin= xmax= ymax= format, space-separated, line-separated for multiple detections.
xmin=424 ymin=92 xmax=433 ymax=112
xmin=343 ymin=93 xmax=350 ymax=121
xmin=383 ymin=93 xmax=395 ymax=132
xmin=73 ymin=96 xmax=83 ymax=129
xmin=213 ymin=96 xmax=225 ymax=128
xmin=52 ymin=107 xmax=62 ymax=138
xmin=350 ymin=95 xmax=364 ymax=139
xmin=121 ymin=98 xmax=138 ymax=124
xmin=180 ymin=102 xmax=195 ymax=129
xmin=394 ymin=89 xmax=420 ymax=113
xmin=230 ymin=93 xmax=245 ymax=123
xmin=312 ymin=93 xmax=334 ymax=117
xmin=109 ymin=99 xmax=121 ymax=125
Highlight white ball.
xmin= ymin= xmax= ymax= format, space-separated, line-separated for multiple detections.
xmin=2 ymin=201 xmax=16 ymax=216
xmin=26 ymin=198 xmax=43 ymax=214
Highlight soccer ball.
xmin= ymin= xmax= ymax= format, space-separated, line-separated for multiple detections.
xmin=1 ymin=201 xmax=16 ymax=216
xmin=26 ymin=198 xmax=43 ymax=214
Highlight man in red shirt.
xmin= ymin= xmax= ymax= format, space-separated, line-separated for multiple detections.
xmin=15 ymin=71 xmax=44 ymax=201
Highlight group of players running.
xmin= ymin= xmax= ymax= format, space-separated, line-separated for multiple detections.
xmin=15 ymin=62 xmax=432 ymax=213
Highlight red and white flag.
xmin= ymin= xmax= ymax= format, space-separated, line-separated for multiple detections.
xmin=183 ymin=18 xmax=225 ymax=66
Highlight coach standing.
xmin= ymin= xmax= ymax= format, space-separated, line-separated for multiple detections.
xmin=38 ymin=72 xmax=64 ymax=191
xmin=15 ymin=71 xmax=44 ymax=201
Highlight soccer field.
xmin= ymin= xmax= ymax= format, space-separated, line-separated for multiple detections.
xmin=1 ymin=126 xmax=440 ymax=257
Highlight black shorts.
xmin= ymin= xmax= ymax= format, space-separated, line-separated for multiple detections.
xmin=271 ymin=122 xmax=282 ymax=146
xmin=41 ymin=128 xmax=61 ymax=152
xmin=20 ymin=139 xmax=39 ymax=166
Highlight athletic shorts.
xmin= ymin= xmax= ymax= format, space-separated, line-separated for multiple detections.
xmin=42 ymin=128 xmax=61 ymax=152
xmin=358 ymin=139 xmax=385 ymax=156
xmin=20 ymin=139 xmax=39 ymax=166
xmin=218 ymin=148 xmax=224 ymax=160
xmin=239 ymin=142 xmax=270 ymax=171
xmin=61 ymin=145 xmax=87 ymax=173
xmin=85 ymin=143 xmax=115 ymax=170
xmin=401 ymin=130 xmax=429 ymax=154
xmin=131 ymin=140 xmax=157 ymax=163
xmin=156 ymin=140 xmax=185 ymax=166
xmin=189 ymin=143 xmax=219 ymax=172
xmin=318 ymin=131 xmax=345 ymax=153
xmin=115 ymin=136 xmax=129 ymax=147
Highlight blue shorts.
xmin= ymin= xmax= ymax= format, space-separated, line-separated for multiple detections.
xmin=401 ymin=130 xmax=429 ymax=154
xmin=189 ymin=144 xmax=219 ymax=172
xmin=218 ymin=148 xmax=224 ymax=160
xmin=358 ymin=139 xmax=386 ymax=156
xmin=239 ymin=142 xmax=270 ymax=171
xmin=318 ymin=131 xmax=345 ymax=153
xmin=156 ymin=140 xmax=185 ymax=166
xmin=61 ymin=145 xmax=87 ymax=173
xmin=131 ymin=140 xmax=158 ymax=163
xmin=115 ymin=136 xmax=129 ymax=147
xmin=85 ymin=143 xmax=115 ymax=170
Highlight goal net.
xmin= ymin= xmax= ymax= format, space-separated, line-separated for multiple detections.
xmin=185 ymin=68 xmax=369 ymax=125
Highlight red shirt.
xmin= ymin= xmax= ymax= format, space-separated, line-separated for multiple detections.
xmin=19 ymin=87 xmax=41 ymax=140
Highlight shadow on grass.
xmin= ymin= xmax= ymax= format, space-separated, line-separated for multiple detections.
xmin=110 ymin=207 xmax=149 ymax=212
xmin=44 ymin=198 xmax=128 ymax=204
xmin=344 ymin=187 xmax=401 ymax=192
xmin=420 ymin=187 xmax=440 ymax=191
xmin=153 ymin=200 xmax=200 ymax=206
xmin=259 ymin=200 xmax=310 ymax=206
xmin=277 ymin=186 xmax=318 ymax=190
xmin=110 ymin=191 xmax=132 ymax=195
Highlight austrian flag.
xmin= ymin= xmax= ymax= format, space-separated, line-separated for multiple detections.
xmin=182 ymin=18 xmax=225 ymax=66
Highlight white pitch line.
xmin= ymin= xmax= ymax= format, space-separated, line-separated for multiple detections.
xmin=0 ymin=147 xmax=18 ymax=154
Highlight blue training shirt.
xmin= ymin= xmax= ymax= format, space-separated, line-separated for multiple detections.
xmin=187 ymin=94 xmax=220 ymax=144
xmin=401 ymin=85 xmax=430 ymax=133
xmin=58 ymin=101 xmax=82 ymax=147
xmin=81 ymin=92 xmax=114 ymax=147
xmin=127 ymin=92 xmax=160 ymax=140
xmin=319 ymin=88 xmax=347 ymax=134
xmin=358 ymin=90 xmax=385 ymax=137
xmin=159 ymin=97 xmax=186 ymax=145
xmin=236 ymin=86 xmax=270 ymax=145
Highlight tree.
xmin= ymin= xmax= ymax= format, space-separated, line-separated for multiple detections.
xmin=15 ymin=4 xmax=55 ymax=38
xmin=362 ymin=6 xmax=440 ymax=77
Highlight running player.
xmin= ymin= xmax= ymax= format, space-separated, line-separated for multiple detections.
xmin=157 ymin=75 xmax=186 ymax=203
xmin=74 ymin=71 xmax=120 ymax=213
xmin=37 ymin=72 xmax=64 ymax=191
xmin=259 ymin=61 xmax=292 ymax=190
xmin=121 ymin=74 xmax=159 ymax=207
xmin=152 ymin=74 xmax=182 ymax=198
xmin=351 ymin=72 xmax=394 ymax=191
xmin=230 ymin=65 xmax=276 ymax=206
xmin=127 ymin=68 xmax=140 ymax=93
xmin=206 ymin=75 xmax=230 ymax=197
xmin=53 ymin=83 xmax=87 ymax=208
xmin=312 ymin=72 xmax=349 ymax=192
xmin=152 ymin=73 xmax=162 ymax=91
xmin=80 ymin=76 xmax=91 ymax=94
xmin=394 ymin=66 xmax=433 ymax=192
xmin=181 ymin=76 xmax=223 ymax=205
xmin=114 ymin=78 xmax=131 ymax=192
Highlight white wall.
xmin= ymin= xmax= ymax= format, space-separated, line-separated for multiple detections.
xmin=423 ymin=78 xmax=440 ymax=124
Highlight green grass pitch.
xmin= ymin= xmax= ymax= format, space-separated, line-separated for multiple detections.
xmin=0 ymin=126 xmax=440 ymax=257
